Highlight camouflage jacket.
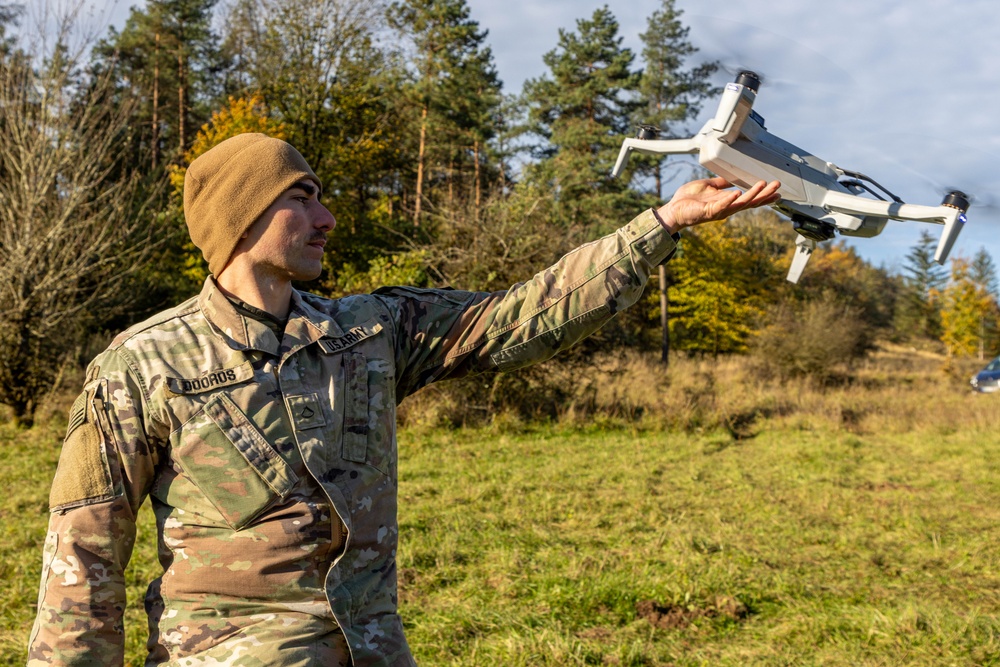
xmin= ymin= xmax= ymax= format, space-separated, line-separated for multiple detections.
xmin=28 ymin=211 xmax=677 ymax=666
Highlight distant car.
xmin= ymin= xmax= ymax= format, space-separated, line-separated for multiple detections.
xmin=971 ymin=356 xmax=1000 ymax=393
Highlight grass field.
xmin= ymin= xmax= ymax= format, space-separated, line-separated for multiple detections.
xmin=2 ymin=350 xmax=999 ymax=665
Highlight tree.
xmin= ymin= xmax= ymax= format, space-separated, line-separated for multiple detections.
xmin=971 ymin=247 xmax=999 ymax=298
xmin=797 ymin=241 xmax=898 ymax=332
xmin=635 ymin=0 xmax=717 ymax=364
xmin=0 ymin=2 xmax=20 ymax=60
xmin=966 ymin=249 xmax=1000 ymax=358
xmin=666 ymin=211 xmax=786 ymax=355
xmin=224 ymin=0 xmax=387 ymax=160
xmin=388 ymin=0 xmax=502 ymax=226
xmin=0 ymin=19 xmax=160 ymax=427
xmin=895 ymin=229 xmax=947 ymax=340
xmin=91 ymin=0 xmax=222 ymax=168
xmin=223 ymin=0 xmax=410 ymax=279
xmin=522 ymin=6 xmax=642 ymax=232
xmin=634 ymin=0 xmax=717 ymax=198
xmin=940 ymin=257 xmax=997 ymax=358
xmin=157 ymin=93 xmax=288 ymax=295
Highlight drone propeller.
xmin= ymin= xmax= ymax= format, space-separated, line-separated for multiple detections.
xmin=684 ymin=15 xmax=857 ymax=93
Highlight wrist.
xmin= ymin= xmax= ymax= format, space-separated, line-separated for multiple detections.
xmin=652 ymin=206 xmax=680 ymax=235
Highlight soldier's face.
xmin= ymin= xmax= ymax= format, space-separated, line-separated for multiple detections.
xmin=238 ymin=181 xmax=336 ymax=282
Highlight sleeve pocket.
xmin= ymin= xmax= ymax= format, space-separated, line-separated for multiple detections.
xmin=175 ymin=393 xmax=299 ymax=531
xmin=342 ymin=352 xmax=369 ymax=464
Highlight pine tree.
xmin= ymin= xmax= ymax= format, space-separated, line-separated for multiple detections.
xmin=895 ymin=229 xmax=947 ymax=340
xmin=634 ymin=0 xmax=717 ymax=363
xmin=970 ymin=248 xmax=1000 ymax=358
xmin=91 ymin=0 xmax=222 ymax=167
xmin=635 ymin=0 xmax=717 ymax=197
xmin=972 ymin=248 xmax=999 ymax=298
xmin=388 ymin=0 xmax=502 ymax=226
xmin=522 ymin=6 xmax=642 ymax=232
xmin=0 ymin=2 xmax=20 ymax=60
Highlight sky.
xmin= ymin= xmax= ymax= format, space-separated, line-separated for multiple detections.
xmin=75 ymin=0 xmax=1000 ymax=275
xmin=463 ymin=0 xmax=1000 ymax=274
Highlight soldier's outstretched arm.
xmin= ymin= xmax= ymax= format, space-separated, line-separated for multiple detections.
xmin=27 ymin=351 xmax=157 ymax=666
xmin=379 ymin=179 xmax=779 ymax=396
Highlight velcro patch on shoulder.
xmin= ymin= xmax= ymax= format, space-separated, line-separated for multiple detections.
xmin=318 ymin=322 xmax=383 ymax=354
xmin=49 ymin=422 xmax=114 ymax=510
xmin=65 ymin=391 xmax=89 ymax=440
xmin=165 ymin=361 xmax=254 ymax=396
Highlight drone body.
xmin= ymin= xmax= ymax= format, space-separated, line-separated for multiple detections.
xmin=612 ymin=71 xmax=970 ymax=282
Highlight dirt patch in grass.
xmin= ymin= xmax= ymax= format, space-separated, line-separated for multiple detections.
xmin=636 ymin=595 xmax=749 ymax=629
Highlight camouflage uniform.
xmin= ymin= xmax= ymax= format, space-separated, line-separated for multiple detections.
xmin=28 ymin=210 xmax=677 ymax=666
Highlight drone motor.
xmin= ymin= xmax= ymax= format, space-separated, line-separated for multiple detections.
xmin=735 ymin=70 xmax=761 ymax=93
xmin=637 ymin=125 xmax=661 ymax=141
xmin=942 ymin=191 xmax=971 ymax=212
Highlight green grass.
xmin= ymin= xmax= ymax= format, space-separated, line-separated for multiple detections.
xmin=396 ymin=424 xmax=1000 ymax=666
xmin=3 ymin=417 xmax=999 ymax=665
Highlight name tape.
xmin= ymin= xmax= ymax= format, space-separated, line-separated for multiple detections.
xmin=166 ymin=361 xmax=255 ymax=395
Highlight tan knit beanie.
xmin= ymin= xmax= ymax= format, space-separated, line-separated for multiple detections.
xmin=183 ymin=133 xmax=321 ymax=276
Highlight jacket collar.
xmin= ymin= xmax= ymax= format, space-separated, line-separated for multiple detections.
xmin=198 ymin=277 xmax=344 ymax=357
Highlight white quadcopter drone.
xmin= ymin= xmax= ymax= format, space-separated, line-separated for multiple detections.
xmin=612 ymin=71 xmax=971 ymax=283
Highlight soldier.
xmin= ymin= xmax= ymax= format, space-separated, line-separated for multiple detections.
xmin=28 ymin=133 xmax=779 ymax=666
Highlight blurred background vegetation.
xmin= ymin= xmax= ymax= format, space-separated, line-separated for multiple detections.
xmin=0 ymin=0 xmax=997 ymax=428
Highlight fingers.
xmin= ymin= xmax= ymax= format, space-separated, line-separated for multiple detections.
xmin=731 ymin=180 xmax=781 ymax=209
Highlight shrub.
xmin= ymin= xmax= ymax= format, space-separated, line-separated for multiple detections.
xmin=752 ymin=293 xmax=873 ymax=380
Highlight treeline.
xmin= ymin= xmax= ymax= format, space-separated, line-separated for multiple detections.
xmin=0 ymin=0 xmax=997 ymax=427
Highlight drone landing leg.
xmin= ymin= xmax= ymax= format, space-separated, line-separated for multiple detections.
xmin=787 ymin=236 xmax=816 ymax=284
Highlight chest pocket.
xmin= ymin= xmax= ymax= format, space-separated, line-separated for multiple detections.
xmin=172 ymin=392 xmax=299 ymax=531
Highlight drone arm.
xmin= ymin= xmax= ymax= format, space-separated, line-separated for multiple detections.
xmin=611 ymin=137 xmax=701 ymax=178
xmin=822 ymin=191 xmax=966 ymax=263
xmin=822 ymin=191 xmax=954 ymax=223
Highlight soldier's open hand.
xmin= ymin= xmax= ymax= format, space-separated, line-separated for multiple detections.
xmin=655 ymin=177 xmax=781 ymax=234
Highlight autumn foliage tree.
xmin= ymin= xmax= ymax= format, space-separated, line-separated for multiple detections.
xmin=940 ymin=257 xmax=1000 ymax=358
xmin=666 ymin=211 xmax=786 ymax=355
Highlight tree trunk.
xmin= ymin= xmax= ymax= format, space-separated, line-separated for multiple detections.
xmin=656 ymin=162 xmax=668 ymax=365
xmin=414 ymin=104 xmax=428 ymax=227
xmin=177 ymin=23 xmax=186 ymax=156
xmin=473 ymin=139 xmax=481 ymax=219
xmin=151 ymin=32 xmax=160 ymax=170
xmin=659 ymin=264 xmax=670 ymax=366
